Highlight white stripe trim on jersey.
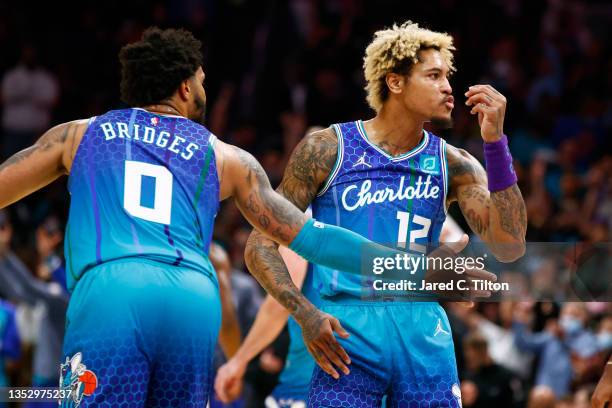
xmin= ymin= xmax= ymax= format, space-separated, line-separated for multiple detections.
xmin=208 ymin=133 xmax=217 ymax=147
xmin=316 ymin=124 xmax=344 ymax=197
xmin=356 ymin=120 xmax=429 ymax=162
xmin=440 ymin=139 xmax=449 ymax=215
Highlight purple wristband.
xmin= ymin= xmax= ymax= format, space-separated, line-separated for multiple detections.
xmin=483 ymin=135 xmax=517 ymax=192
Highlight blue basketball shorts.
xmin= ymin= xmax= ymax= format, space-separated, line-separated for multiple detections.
xmin=60 ymin=259 xmax=221 ymax=407
xmin=308 ymin=301 xmax=461 ymax=408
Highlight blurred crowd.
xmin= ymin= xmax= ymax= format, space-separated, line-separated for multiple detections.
xmin=0 ymin=0 xmax=610 ymax=407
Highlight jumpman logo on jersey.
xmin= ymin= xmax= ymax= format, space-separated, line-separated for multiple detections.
xmin=433 ymin=319 xmax=450 ymax=336
xmin=352 ymin=152 xmax=372 ymax=168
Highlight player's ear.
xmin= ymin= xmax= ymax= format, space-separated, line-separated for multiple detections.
xmin=386 ymin=73 xmax=404 ymax=95
xmin=178 ymin=79 xmax=191 ymax=102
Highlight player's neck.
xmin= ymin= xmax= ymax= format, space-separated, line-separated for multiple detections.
xmin=141 ymin=101 xmax=185 ymax=117
xmin=364 ymin=105 xmax=425 ymax=156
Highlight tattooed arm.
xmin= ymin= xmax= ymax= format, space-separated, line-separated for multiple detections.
xmin=446 ymin=84 xmax=527 ymax=262
xmin=215 ymin=128 xmax=351 ymax=378
xmin=446 ymin=144 xmax=526 ymax=262
xmin=0 ymin=120 xmax=87 ymax=209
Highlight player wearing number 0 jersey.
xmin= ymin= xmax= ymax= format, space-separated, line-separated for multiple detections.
xmin=0 ymin=28 xmax=426 ymax=407
xmin=244 ymin=21 xmax=527 ymax=407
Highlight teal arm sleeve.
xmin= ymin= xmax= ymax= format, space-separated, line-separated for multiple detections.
xmin=288 ymin=218 xmax=422 ymax=280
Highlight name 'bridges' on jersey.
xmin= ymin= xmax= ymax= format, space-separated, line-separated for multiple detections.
xmin=65 ymin=108 xmax=219 ymax=292
xmin=98 ymin=114 xmax=201 ymax=161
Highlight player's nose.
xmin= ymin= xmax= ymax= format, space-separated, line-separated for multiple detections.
xmin=441 ymin=77 xmax=452 ymax=95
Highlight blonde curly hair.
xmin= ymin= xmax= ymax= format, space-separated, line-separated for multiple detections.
xmin=363 ymin=21 xmax=456 ymax=112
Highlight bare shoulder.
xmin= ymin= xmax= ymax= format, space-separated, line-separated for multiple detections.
xmin=278 ymin=126 xmax=338 ymax=210
xmin=63 ymin=119 xmax=91 ymax=173
xmin=214 ymin=139 xmax=262 ymax=178
xmin=286 ymin=126 xmax=338 ymax=183
xmin=10 ymin=118 xmax=92 ymax=174
xmin=445 ymin=143 xmax=487 ymax=201
xmin=214 ymin=139 xmax=270 ymax=201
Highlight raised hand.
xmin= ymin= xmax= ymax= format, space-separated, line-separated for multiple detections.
xmin=465 ymin=85 xmax=507 ymax=142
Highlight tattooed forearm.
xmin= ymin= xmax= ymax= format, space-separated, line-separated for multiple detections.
xmin=0 ymin=121 xmax=84 ymax=209
xmin=245 ymin=231 xmax=314 ymax=321
xmin=240 ymin=127 xmax=340 ymax=322
xmin=447 ymin=144 xmax=526 ymax=253
xmin=0 ymin=147 xmax=38 ymax=173
xmin=491 ymin=184 xmax=527 ymax=240
xmin=464 ymin=207 xmax=487 ymax=236
xmin=0 ymin=122 xmax=75 ymax=174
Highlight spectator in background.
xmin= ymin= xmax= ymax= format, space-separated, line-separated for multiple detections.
xmin=460 ymin=331 xmax=524 ymax=408
xmin=513 ymin=302 xmax=599 ymax=398
xmin=595 ymin=315 xmax=612 ymax=353
xmin=35 ymin=216 xmax=66 ymax=291
xmin=0 ymin=299 xmax=21 ymax=408
xmin=0 ymin=211 xmax=68 ymax=407
xmin=450 ymin=301 xmax=532 ymax=379
xmin=1 ymin=44 xmax=58 ymax=159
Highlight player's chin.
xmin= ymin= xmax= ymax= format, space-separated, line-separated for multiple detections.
xmin=430 ymin=114 xmax=453 ymax=129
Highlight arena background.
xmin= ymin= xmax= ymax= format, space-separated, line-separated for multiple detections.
xmin=0 ymin=0 xmax=610 ymax=407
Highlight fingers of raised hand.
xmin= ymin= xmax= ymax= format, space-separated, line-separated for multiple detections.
xmin=465 ymin=85 xmax=506 ymax=103
xmin=465 ymin=268 xmax=497 ymax=282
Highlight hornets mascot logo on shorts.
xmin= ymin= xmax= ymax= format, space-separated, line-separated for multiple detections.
xmin=59 ymin=352 xmax=98 ymax=407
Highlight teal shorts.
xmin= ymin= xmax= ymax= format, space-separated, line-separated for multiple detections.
xmin=308 ymin=301 xmax=461 ymax=407
xmin=61 ymin=259 xmax=221 ymax=407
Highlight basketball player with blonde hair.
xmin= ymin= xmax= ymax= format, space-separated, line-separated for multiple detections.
xmin=243 ymin=21 xmax=526 ymax=407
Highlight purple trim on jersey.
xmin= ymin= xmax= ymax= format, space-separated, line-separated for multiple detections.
xmin=163 ymin=225 xmax=185 ymax=266
xmin=160 ymin=119 xmax=184 ymax=266
xmin=87 ymin=134 xmax=103 ymax=264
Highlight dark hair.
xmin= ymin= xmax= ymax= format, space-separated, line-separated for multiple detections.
xmin=119 ymin=27 xmax=203 ymax=106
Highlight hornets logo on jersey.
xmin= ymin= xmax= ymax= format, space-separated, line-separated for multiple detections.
xmin=311 ymin=120 xmax=448 ymax=298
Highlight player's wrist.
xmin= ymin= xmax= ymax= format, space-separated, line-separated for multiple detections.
xmin=229 ymin=353 xmax=249 ymax=373
xmin=482 ymin=132 xmax=503 ymax=143
xmin=483 ymin=134 xmax=517 ymax=192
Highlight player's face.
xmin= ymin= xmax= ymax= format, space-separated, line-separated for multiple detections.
xmin=403 ymin=49 xmax=453 ymax=128
xmin=189 ymin=67 xmax=207 ymax=124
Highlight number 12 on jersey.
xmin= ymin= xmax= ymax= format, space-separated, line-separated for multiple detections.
xmin=123 ymin=160 xmax=173 ymax=224
xmin=396 ymin=211 xmax=431 ymax=252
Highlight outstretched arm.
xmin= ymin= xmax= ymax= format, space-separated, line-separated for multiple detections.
xmin=215 ymin=129 xmax=353 ymax=378
xmin=448 ymin=84 xmax=527 ymax=262
xmin=214 ymin=246 xmax=308 ymax=403
xmin=0 ymin=120 xmax=87 ymax=209
xmin=209 ymin=242 xmax=241 ymax=359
